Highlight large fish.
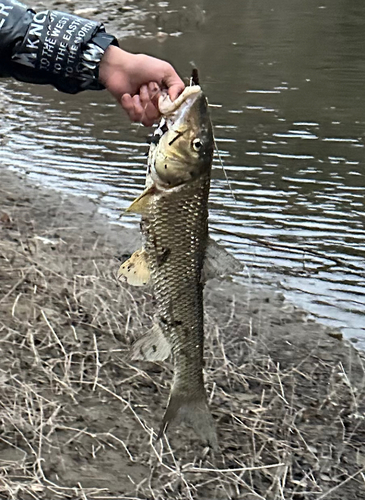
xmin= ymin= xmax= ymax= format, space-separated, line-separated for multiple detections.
xmin=118 ymin=84 xmax=218 ymax=449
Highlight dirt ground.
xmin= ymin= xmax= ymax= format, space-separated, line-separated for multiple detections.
xmin=0 ymin=168 xmax=364 ymax=500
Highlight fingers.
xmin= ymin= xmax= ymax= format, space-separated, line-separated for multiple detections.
xmin=121 ymin=94 xmax=147 ymax=125
xmin=120 ymin=59 xmax=185 ymax=125
xmin=162 ymin=66 xmax=185 ymax=101
xmin=121 ymin=85 xmax=160 ymax=126
xmin=140 ymin=83 xmax=158 ymax=111
xmin=139 ymin=84 xmax=160 ymax=126
xmin=147 ymin=82 xmax=161 ymax=107
xmin=102 ymin=48 xmax=185 ymax=124
xmin=121 ymin=94 xmax=137 ymax=122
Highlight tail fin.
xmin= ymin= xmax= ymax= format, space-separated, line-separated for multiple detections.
xmin=157 ymin=390 xmax=218 ymax=450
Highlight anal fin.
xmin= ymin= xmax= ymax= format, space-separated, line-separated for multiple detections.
xmin=118 ymin=249 xmax=150 ymax=286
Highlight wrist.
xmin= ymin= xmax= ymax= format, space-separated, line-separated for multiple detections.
xmin=99 ymin=45 xmax=118 ymax=86
xmin=99 ymin=46 xmax=136 ymax=86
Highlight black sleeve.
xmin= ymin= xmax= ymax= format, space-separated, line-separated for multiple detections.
xmin=0 ymin=0 xmax=118 ymax=93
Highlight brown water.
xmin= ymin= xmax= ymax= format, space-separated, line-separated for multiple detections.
xmin=1 ymin=0 xmax=364 ymax=344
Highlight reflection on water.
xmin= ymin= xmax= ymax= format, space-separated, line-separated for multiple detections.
xmin=1 ymin=0 xmax=364 ymax=345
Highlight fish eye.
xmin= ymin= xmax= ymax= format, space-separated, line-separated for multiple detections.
xmin=192 ymin=138 xmax=203 ymax=151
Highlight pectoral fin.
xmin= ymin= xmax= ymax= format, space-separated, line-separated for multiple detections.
xmin=130 ymin=323 xmax=171 ymax=361
xmin=118 ymin=249 xmax=150 ymax=286
xmin=125 ymin=186 xmax=155 ymax=215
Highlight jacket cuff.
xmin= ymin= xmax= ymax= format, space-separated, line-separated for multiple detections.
xmin=10 ymin=10 xmax=118 ymax=93
xmin=81 ymin=31 xmax=119 ymax=91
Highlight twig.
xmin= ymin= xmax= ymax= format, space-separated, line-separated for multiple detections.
xmin=316 ymin=468 xmax=365 ymax=500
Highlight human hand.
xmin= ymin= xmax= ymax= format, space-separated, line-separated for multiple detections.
xmin=98 ymin=45 xmax=185 ymax=126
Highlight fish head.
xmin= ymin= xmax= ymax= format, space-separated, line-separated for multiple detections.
xmin=150 ymin=86 xmax=214 ymax=188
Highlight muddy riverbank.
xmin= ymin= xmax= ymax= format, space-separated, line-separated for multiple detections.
xmin=0 ymin=169 xmax=364 ymax=499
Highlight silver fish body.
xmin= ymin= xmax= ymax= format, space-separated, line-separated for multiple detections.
xmin=119 ymin=86 xmax=217 ymax=448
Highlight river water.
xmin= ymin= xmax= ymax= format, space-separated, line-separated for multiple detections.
xmin=1 ymin=0 xmax=364 ymax=345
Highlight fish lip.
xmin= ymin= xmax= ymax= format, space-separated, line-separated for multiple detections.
xmin=157 ymin=86 xmax=206 ymax=139
xmin=158 ymin=85 xmax=203 ymax=117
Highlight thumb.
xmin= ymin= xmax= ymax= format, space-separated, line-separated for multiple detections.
xmin=168 ymin=83 xmax=185 ymax=101
xmin=163 ymin=71 xmax=185 ymax=101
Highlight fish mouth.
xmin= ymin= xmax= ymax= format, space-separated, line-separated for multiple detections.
xmin=150 ymin=86 xmax=204 ymax=148
xmin=157 ymin=86 xmax=208 ymax=142
xmin=148 ymin=84 xmax=213 ymax=189
xmin=158 ymin=85 xmax=203 ymax=118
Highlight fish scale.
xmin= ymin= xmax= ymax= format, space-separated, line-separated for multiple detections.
xmin=144 ymin=175 xmax=217 ymax=445
xmin=118 ymin=85 xmax=218 ymax=449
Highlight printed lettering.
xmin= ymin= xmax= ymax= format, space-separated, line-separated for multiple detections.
xmin=50 ymin=26 xmax=61 ymax=38
xmin=29 ymin=11 xmax=47 ymax=36
xmin=11 ymin=51 xmax=37 ymax=69
xmin=0 ymin=3 xmax=12 ymax=17
xmin=56 ymin=42 xmax=67 ymax=60
xmin=65 ymin=19 xmax=80 ymax=40
xmin=44 ymin=36 xmax=56 ymax=45
xmin=43 ymin=42 xmax=54 ymax=54
xmin=40 ymin=57 xmax=50 ymax=70
xmin=42 ymin=44 xmax=54 ymax=59
xmin=29 ymin=23 xmax=43 ymax=37
xmin=26 ymin=38 xmax=39 ymax=50
xmin=67 ymin=45 xmax=78 ymax=64
xmin=55 ymin=17 xmax=68 ymax=30
xmin=74 ymin=22 xmax=94 ymax=45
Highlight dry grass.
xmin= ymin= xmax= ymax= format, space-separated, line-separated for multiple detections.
xmin=1 ymin=173 xmax=365 ymax=499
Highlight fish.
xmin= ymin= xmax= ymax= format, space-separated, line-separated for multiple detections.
xmin=118 ymin=84 xmax=218 ymax=449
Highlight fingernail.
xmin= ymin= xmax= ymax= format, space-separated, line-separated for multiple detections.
xmin=149 ymin=82 xmax=159 ymax=92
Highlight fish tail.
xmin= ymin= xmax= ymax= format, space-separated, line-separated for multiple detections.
xmin=157 ymin=390 xmax=218 ymax=450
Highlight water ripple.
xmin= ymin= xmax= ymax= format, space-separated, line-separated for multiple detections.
xmin=1 ymin=34 xmax=364 ymax=344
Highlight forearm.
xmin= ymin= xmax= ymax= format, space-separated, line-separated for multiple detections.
xmin=0 ymin=0 xmax=118 ymax=93
xmin=0 ymin=0 xmax=185 ymax=123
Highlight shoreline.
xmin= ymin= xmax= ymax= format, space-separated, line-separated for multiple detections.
xmin=1 ymin=168 xmax=364 ymax=499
